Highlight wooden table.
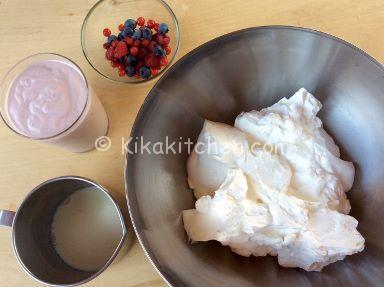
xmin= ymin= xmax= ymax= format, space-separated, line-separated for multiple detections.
xmin=0 ymin=0 xmax=383 ymax=286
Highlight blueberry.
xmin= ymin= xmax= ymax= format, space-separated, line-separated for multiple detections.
xmin=121 ymin=27 xmax=134 ymax=37
xmin=126 ymin=55 xmax=136 ymax=66
xmin=107 ymin=35 xmax=117 ymax=44
xmin=124 ymin=19 xmax=136 ymax=30
xmin=139 ymin=66 xmax=151 ymax=79
xmin=132 ymin=29 xmax=142 ymax=40
xmin=117 ymin=33 xmax=124 ymax=41
xmin=126 ymin=66 xmax=136 ymax=77
xmin=154 ymin=45 xmax=166 ymax=57
xmin=158 ymin=23 xmax=169 ymax=34
xmin=141 ymin=27 xmax=152 ymax=40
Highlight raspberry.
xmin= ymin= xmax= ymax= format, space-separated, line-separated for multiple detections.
xmin=137 ymin=61 xmax=145 ymax=69
xmin=111 ymin=60 xmax=119 ymax=68
xmin=151 ymin=68 xmax=159 ymax=75
xmin=148 ymin=41 xmax=157 ymax=52
xmin=103 ymin=18 xmax=170 ymax=80
xmin=147 ymin=19 xmax=155 ymax=29
xmin=118 ymin=69 xmax=126 ymax=77
xmin=145 ymin=54 xmax=160 ymax=68
xmin=162 ymin=35 xmax=170 ymax=47
xmin=152 ymin=33 xmax=159 ymax=42
xmin=111 ymin=40 xmax=118 ymax=48
xmin=114 ymin=41 xmax=128 ymax=58
xmin=103 ymin=28 xmax=111 ymax=37
xmin=133 ymin=39 xmax=141 ymax=47
xmin=137 ymin=17 xmax=145 ymax=26
xmin=130 ymin=46 xmax=139 ymax=56
xmin=141 ymin=39 xmax=150 ymax=47
xmin=105 ymin=47 xmax=115 ymax=60
xmin=125 ymin=37 xmax=134 ymax=46
xmin=138 ymin=48 xmax=148 ymax=59
xmin=159 ymin=57 xmax=168 ymax=66
xmin=157 ymin=34 xmax=164 ymax=45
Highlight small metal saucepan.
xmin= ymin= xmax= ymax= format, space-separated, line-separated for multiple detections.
xmin=0 ymin=176 xmax=127 ymax=286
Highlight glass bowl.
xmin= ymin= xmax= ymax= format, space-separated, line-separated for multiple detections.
xmin=81 ymin=0 xmax=180 ymax=84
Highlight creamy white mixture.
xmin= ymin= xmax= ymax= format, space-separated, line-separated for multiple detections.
xmin=6 ymin=60 xmax=88 ymax=138
xmin=183 ymin=88 xmax=365 ymax=271
xmin=51 ymin=187 xmax=123 ymax=271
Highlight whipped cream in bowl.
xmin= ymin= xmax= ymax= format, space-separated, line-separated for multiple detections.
xmin=123 ymin=27 xmax=384 ymax=287
xmin=183 ymin=88 xmax=365 ymax=271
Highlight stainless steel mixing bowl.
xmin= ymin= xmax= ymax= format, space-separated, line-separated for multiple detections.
xmin=125 ymin=26 xmax=384 ymax=287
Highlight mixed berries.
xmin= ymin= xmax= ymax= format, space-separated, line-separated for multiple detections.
xmin=102 ymin=17 xmax=171 ymax=80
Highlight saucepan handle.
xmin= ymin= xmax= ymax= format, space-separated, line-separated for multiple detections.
xmin=0 ymin=210 xmax=15 ymax=227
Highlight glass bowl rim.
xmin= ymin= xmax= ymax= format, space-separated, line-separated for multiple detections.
xmin=80 ymin=0 xmax=180 ymax=84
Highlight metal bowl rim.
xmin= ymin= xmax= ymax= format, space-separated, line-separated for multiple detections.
xmin=124 ymin=25 xmax=384 ymax=287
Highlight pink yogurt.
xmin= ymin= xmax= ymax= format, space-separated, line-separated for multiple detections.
xmin=6 ymin=60 xmax=88 ymax=139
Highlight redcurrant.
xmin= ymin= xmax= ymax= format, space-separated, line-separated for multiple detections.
xmin=103 ymin=28 xmax=111 ymax=37
xmin=137 ymin=17 xmax=145 ymax=26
